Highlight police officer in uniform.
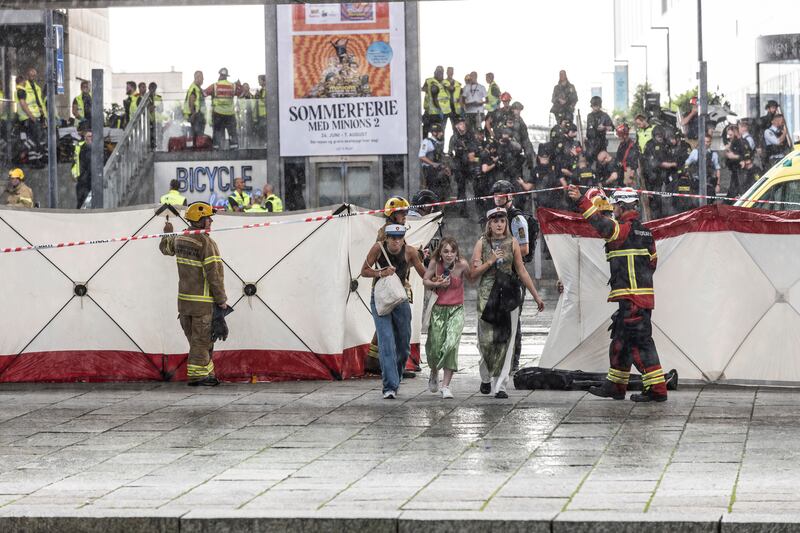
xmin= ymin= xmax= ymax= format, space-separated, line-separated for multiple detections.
xmin=641 ymin=126 xmax=672 ymax=218
xmin=419 ymin=123 xmax=450 ymax=203
xmin=160 ymin=202 xmax=228 ymax=386
xmin=585 ymin=96 xmax=613 ymax=164
xmin=263 ymin=183 xmax=284 ymax=213
xmin=448 ymin=116 xmax=477 ymax=217
xmin=764 ymin=113 xmax=790 ymax=166
xmin=421 ymin=66 xmax=450 ymax=138
xmin=161 ymin=179 xmax=187 ymax=206
xmin=73 ymin=130 xmax=93 ymax=209
xmin=595 ymin=150 xmax=623 ymax=188
xmin=684 ymin=133 xmax=721 ymax=201
xmin=567 ymin=186 xmax=668 ymax=402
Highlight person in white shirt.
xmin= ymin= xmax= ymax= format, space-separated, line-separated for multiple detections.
xmin=462 ymin=71 xmax=487 ymax=133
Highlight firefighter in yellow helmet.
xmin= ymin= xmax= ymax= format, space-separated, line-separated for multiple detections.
xmin=5 ymin=168 xmax=34 ymax=208
xmin=160 ymin=202 xmax=228 ymax=386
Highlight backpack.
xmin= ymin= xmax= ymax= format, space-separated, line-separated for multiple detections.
xmin=508 ymin=207 xmax=539 ymax=263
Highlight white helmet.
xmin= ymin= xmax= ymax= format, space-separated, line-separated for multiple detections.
xmin=610 ymin=188 xmax=639 ymax=205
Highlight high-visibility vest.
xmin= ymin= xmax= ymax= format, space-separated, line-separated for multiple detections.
xmin=256 ymin=87 xmax=267 ymax=118
xmin=73 ymin=92 xmax=91 ymax=119
xmin=485 ymin=81 xmax=500 ymax=112
xmin=244 ymin=202 xmax=267 ymax=213
xmin=443 ymin=79 xmax=463 ymax=115
xmin=265 ymin=194 xmax=283 ymax=213
xmin=423 ymin=77 xmax=451 ymax=116
xmin=183 ymin=83 xmax=205 ymax=118
xmin=211 ymin=80 xmax=235 ymax=116
xmin=149 ymin=94 xmax=163 ymax=122
xmin=160 ymin=189 xmax=187 ymax=206
xmin=16 ymin=81 xmax=47 ymax=121
xmin=71 ymin=141 xmax=85 ymax=179
xmin=226 ymin=190 xmax=251 ymax=211
xmin=637 ymin=125 xmax=654 ymax=153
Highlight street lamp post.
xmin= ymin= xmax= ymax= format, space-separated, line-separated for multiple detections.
xmin=651 ymin=26 xmax=671 ymax=106
xmin=631 ymin=44 xmax=649 ymax=88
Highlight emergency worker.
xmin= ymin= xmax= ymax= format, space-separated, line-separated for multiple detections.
xmin=160 ymin=202 xmax=228 ymax=386
xmin=73 ymin=130 xmax=93 ymax=209
xmin=421 ymin=66 xmax=450 ymax=138
xmin=5 ymin=168 xmax=34 ymax=208
xmin=595 ymin=150 xmax=623 ymax=187
xmin=263 ymin=183 xmax=284 ymax=212
xmin=255 ymin=75 xmax=267 ymax=144
xmin=567 ymin=186 xmax=668 ymax=402
xmin=123 ymin=81 xmax=138 ymax=127
xmin=723 ymin=124 xmax=750 ymax=197
xmin=764 ymin=113 xmax=790 ymax=166
xmin=442 ymin=66 xmax=463 ymax=130
xmin=245 ymin=190 xmax=267 ymax=212
xmin=16 ymin=68 xmax=47 ymax=152
xmin=684 ymin=133 xmax=721 ymax=199
xmin=585 ymin=96 xmax=613 ymax=163
xmin=493 ymin=92 xmax=513 ymax=127
xmin=72 ymin=80 xmax=92 ymax=128
xmin=635 ymin=114 xmax=654 ymax=153
xmin=227 ymin=177 xmax=251 ymax=212
xmin=448 ymin=116 xmax=478 ymax=217
xmin=205 ymin=68 xmax=239 ymax=150
xmin=507 ymin=102 xmax=534 ymax=169
xmin=550 ymin=70 xmax=577 ymax=123
xmin=642 ymin=126 xmax=672 ymax=218
xmin=484 ymin=72 xmax=501 ymax=118
xmin=419 ymin=123 xmax=449 ymax=202
xmin=614 ymin=124 xmax=639 ymax=186
xmin=183 ymin=71 xmax=206 ymax=140
xmin=160 ymin=179 xmax=187 ymax=206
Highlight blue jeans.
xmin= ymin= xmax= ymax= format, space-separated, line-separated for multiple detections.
xmin=370 ymin=296 xmax=412 ymax=393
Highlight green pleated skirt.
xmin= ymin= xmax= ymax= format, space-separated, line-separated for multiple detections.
xmin=425 ymin=304 xmax=464 ymax=372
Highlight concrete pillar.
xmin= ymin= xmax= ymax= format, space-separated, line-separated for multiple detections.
xmin=405 ymin=1 xmax=421 ymax=196
xmin=91 ymin=68 xmax=104 ymax=208
xmin=264 ymin=3 xmax=282 ymax=198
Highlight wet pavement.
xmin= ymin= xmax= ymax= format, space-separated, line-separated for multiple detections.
xmin=0 ymin=290 xmax=798 ymax=531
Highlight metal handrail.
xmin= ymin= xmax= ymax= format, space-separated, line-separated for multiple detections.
xmin=82 ymin=92 xmax=153 ymax=209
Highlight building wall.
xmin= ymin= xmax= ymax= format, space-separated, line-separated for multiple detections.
xmin=66 ymin=8 xmax=112 ymax=109
xmin=110 ymin=70 xmax=183 ymax=107
xmin=613 ymin=0 xmax=800 ymax=137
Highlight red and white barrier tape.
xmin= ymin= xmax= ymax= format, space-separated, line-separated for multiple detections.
xmin=0 ymin=187 xmax=561 ymax=255
xmin=2 ymin=183 xmax=798 ymax=255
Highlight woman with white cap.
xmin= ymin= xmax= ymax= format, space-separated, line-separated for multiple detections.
xmin=471 ymin=207 xmax=544 ymax=399
xmin=361 ymin=222 xmax=426 ymax=399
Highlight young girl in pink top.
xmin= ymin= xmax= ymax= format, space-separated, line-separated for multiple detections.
xmin=423 ymin=237 xmax=469 ymax=399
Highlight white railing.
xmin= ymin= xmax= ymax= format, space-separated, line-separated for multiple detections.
xmin=83 ymin=92 xmax=153 ymax=209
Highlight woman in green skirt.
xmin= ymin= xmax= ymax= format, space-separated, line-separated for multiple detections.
xmin=423 ymin=237 xmax=469 ymax=399
xmin=471 ymin=208 xmax=545 ymax=399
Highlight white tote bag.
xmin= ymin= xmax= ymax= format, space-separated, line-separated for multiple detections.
xmin=374 ymin=243 xmax=408 ymax=316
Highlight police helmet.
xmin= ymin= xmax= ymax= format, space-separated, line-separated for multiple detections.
xmin=511 ymin=101 xmax=524 ymax=111
xmin=652 ymin=125 xmax=666 ymax=139
xmin=537 ymin=142 xmax=554 ymax=158
xmin=590 ymin=96 xmax=602 ymax=107
xmin=491 ymin=180 xmax=514 ymax=195
xmin=411 ymin=189 xmax=439 ymax=207
xmin=430 ymin=123 xmax=444 ymax=134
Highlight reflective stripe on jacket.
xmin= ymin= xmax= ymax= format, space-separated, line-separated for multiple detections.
xmin=160 ymin=233 xmax=227 ymax=316
xmin=579 ymin=196 xmax=657 ymax=309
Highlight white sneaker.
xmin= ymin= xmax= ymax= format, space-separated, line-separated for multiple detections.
xmin=383 ymin=390 xmax=396 ymax=400
xmin=441 ymin=387 xmax=454 ymax=399
xmin=428 ymin=370 xmax=439 ymax=393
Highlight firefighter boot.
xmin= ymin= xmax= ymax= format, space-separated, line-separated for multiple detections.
xmin=631 ymin=367 xmax=668 ymax=402
xmin=588 ymin=379 xmax=626 ymax=400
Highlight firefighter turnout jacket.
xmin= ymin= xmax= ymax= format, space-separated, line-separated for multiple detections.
xmin=160 ymin=233 xmax=227 ymax=316
xmin=579 ymin=196 xmax=657 ymax=309
xmin=6 ymin=182 xmax=34 ymax=208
